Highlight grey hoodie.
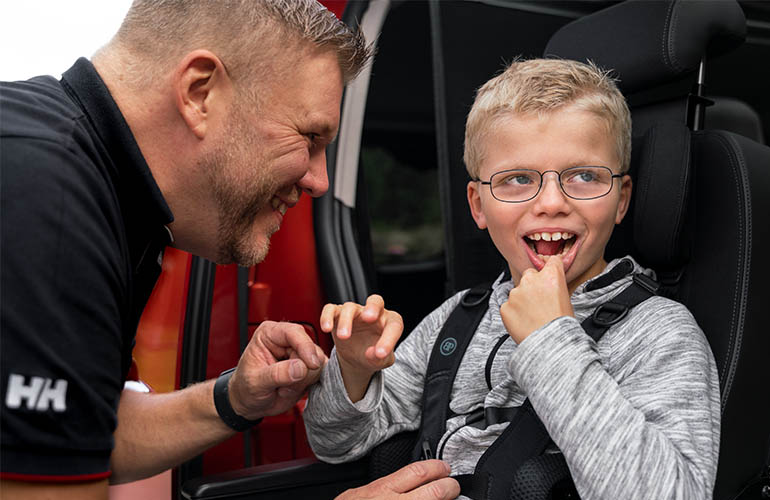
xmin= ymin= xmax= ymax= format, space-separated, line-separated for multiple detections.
xmin=305 ymin=257 xmax=720 ymax=499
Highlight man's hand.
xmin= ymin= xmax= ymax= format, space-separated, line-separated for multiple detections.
xmin=320 ymin=294 xmax=404 ymax=402
xmin=501 ymin=256 xmax=574 ymax=344
xmin=336 ymin=460 xmax=460 ymax=500
xmin=228 ymin=321 xmax=327 ymax=419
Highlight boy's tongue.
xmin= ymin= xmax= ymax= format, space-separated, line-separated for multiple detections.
xmin=535 ymin=239 xmax=563 ymax=256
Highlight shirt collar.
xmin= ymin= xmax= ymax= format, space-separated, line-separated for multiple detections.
xmin=60 ymin=58 xmax=174 ymax=230
xmin=60 ymin=58 xmax=174 ymax=261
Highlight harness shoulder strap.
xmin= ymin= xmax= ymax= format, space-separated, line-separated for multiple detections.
xmin=457 ymin=264 xmax=660 ymax=500
xmin=412 ymin=279 xmax=495 ymax=461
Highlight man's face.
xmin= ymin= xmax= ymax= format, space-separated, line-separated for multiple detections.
xmin=202 ymin=50 xmax=343 ymax=266
xmin=467 ymin=107 xmax=631 ymax=293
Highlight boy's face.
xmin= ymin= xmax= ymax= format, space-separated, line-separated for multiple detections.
xmin=467 ymin=107 xmax=632 ymax=293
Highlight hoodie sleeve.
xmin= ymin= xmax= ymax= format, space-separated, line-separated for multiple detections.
xmin=304 ymin=293 xmax=464 ymax=463
xmin=508 ymin=296 xmax=720 ymax=500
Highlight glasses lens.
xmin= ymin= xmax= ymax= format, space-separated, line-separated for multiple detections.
xmin=561 ymin=166 xmax=613 ymax=199
xmin=490 ymin=170 xmax=540 ymax=202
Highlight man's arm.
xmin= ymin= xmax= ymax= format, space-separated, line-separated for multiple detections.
xmin=109 ymin=320 xmax=325 ymax=483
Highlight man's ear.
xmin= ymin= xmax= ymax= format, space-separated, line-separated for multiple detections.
xmin=615 ymin=174 xmax=633 ymax=224
xmin=174 ymin=50 xmax=232 ymax=140
xmin=467 ymin=181 xmax=488 ymax=229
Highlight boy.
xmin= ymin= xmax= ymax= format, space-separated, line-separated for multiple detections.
xmin=304 ymin=59 xmax=720 ymax=499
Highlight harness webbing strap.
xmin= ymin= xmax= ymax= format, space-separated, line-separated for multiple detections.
xmin=412 ymin=281 xmax=494 ymax=461
xmin=455 ymin=399 xmax=551 ymax=499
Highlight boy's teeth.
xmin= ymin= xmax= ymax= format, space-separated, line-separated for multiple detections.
xmin=527 ymin=231 xmax=575 ymax=241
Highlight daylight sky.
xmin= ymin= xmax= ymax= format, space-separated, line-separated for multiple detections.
xmin=0 ymin=1 xmax=132 ymax=82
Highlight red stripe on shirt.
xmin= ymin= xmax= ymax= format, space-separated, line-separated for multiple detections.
xmin=0 ymin=471 xmax=111 ymax=482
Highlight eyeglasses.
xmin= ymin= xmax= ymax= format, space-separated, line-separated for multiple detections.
xmin=475 ymin=166 xmax=623 ymax=203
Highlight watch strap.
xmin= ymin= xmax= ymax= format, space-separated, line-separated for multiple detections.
xmin=213 ymin=367 xmax=262 ymax=432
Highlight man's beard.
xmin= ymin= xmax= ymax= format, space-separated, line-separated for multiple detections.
xmin=203 ymin=116 xmax=282 ymax=267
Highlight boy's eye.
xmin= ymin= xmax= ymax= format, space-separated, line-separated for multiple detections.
xmin=501 ymin=174 xmax=534 ymax=185
xmin=565 ymin=169 xmax=598 ymax=183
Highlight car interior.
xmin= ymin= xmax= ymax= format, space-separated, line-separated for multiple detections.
xmin=180 ymin=0 xmax=770 ymax=499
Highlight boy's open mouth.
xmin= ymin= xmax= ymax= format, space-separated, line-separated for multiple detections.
xmin=525 ymin=231 xmax=576 ymax=258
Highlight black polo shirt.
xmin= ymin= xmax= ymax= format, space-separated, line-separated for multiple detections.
xmin=0 ymin=58 xmax=174 ymax=481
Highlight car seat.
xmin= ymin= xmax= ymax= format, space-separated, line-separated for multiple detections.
xmin=544 ymin=0 xmax=770 ymax=498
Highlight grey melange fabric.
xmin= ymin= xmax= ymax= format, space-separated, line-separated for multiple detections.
xmin=304 ymin=256 xmax=720 ymax=499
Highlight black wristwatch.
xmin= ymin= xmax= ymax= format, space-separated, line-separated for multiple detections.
xmin=213 ymin=367 xmax=262 ymax=432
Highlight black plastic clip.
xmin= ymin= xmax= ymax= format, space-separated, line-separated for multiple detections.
xmin=421 ymin=440 xmax=434 ymax=460
xmin=591 ymin=302 xmax=629 ymax=327
xmin=461 ymin=288 xmax=491 ymax=308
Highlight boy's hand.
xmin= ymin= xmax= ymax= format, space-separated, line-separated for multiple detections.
xmin=321 ymin=294 xmax=404 ymax=402
xmin=500 ymin=256 xmax=574 ymax=344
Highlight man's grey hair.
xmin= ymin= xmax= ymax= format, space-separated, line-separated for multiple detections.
xmin=104 ymin=0 xmax=371 ymax=87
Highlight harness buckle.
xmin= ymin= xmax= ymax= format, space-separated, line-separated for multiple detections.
xmin=591 ymin=302 xmax=629 ymax=327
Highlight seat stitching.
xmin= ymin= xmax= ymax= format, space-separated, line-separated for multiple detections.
xmin=661 ymin=0 xmax=677 ymax=72
xmin=704 ymin=132 xmax=751 ymax=412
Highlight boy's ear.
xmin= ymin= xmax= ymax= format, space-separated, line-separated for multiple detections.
xmin=174 ymin=50 xmax=232 ymax=140
xmin=467 ymin=181 xmax=488 ymax=229
xmin=615 ymin=174 xmax=633 ymax=224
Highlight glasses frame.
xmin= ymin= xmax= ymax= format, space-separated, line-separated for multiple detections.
xmin=475 ymin=166 xmax=624 ymax=203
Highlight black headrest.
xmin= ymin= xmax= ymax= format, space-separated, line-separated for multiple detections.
xmin=544 ymin=0 xmax=746 ymax=94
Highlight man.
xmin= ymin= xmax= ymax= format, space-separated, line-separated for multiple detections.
xmin=0 ymin=1 xmax=460 ymax=499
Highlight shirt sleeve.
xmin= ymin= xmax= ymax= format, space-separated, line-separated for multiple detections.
xmin=1 ymin=136 xmax=128 ymax=480
xmin=508 ymin=297 xmax=720 ymax=500
xmin=304 ymin=292 xmax=464 ymax=463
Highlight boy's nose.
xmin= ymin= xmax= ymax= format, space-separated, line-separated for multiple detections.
xmin=533 ymin=171 xmax=571 ymax=214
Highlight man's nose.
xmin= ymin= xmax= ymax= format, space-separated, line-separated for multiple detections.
xmin=299 ymin=149 xmax=329 ymax=198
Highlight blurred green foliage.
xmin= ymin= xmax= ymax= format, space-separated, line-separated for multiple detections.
xmin=361 ymin=147 xmax=444 ymax=264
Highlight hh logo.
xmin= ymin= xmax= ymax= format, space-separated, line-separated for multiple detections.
xmin=5 ymin=374 xmax=68 ymax=412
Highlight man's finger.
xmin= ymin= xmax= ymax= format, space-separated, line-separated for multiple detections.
xmin=261 ymin=323 xmax=320 ymax=369
xmin=264 ymin=358 xmax=308 ymax=388
xmin=380 ymin=460 xmax=452 ymax=494
xmin=400 ymin=477 xmax=461 ymax=500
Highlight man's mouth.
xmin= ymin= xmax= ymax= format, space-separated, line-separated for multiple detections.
xmin=270 ymin=196 xmax=288 ymax=215
xmin=524 ymin=231 xmax=576 ymax=259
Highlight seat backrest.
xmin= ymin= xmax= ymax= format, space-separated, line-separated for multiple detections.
xmin=708 ymin=96 xmax=766 ymax=144
xmin=545 ymin=1 xmax=770 ymax=498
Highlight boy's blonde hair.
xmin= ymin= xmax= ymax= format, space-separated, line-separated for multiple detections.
xmin=464 ymin=58 xmax=631 ymax=179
